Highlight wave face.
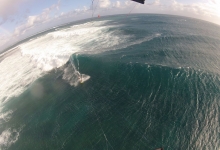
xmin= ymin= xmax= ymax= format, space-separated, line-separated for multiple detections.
xmin=0 ymin=14 xmax=220 ymax=150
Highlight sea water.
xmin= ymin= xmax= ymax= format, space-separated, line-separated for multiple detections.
xmin=0 ymin=14 xmax=219 ymax=150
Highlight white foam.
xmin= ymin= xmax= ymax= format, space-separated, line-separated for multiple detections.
xmin=19 ymin=21 xmax=127 ymax=71
xmin=0 ymin=108 xmax=13 ymax=125
xmin=0 ymin=50 xmax=42 ymax=103
xmin=0 ymin=20 xmax=128 ymax=104
xmin=0 ymin=19 xmax=163 ymax=148
xmin=0 ymin=20 xmax=160 ymax=105
xmin=62 ymin=62 xmax=90 ymax=86
xmin=0 ymin=128 xmax=21 ymax=149
xmin=0 ymin=110 xmax=13 ymax=122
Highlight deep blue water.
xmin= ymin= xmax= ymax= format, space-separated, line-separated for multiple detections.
xmin=1 ymin=14 xmax=220 ymax=150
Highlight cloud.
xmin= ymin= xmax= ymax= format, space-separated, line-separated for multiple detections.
xmin=166 ymin=0 xmax=220 ymax=23
xmin=210 ymin=0 xmax=218 ymax=4
xmin=1 ymin=0 xmax=220 ymax=52
xmin=155 ymin=0 xmax=160 ymax=5
xmin=6 ymin=0 xmax=220 ymax=36
xmin=99 ymin=0 xmax=111 ymax=8
xmin=0 ymin=1 xmax=62 ymax=51
xmin=13 ymin=1 xmax=60 ymax=36
xmin=0 ymin=0 xmax=29 ymax=23
xmin=112 ymin=1 xmax=121 ymax=8
xmin=3 ymin=0 xmax=220 ymax=38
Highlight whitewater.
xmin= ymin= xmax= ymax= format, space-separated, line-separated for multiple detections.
xmin=0 ymin=14 xmax=219 ymax=150
xmin=0 ymin=18 xmax=160 ymax=149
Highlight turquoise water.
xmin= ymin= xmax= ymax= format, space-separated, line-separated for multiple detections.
xmin=1 ymin=14 xmax=220 ymax=149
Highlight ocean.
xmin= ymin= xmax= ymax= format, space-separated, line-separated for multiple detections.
xmin=0 ymin=14 xmax=219 ymax=150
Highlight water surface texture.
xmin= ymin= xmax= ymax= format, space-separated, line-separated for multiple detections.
xmin=0 ymin=14 xmax=219 ymax=150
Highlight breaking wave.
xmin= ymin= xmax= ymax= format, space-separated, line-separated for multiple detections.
xmin=1 ymin=15 xmax=218 ymax=149
xmin=0 ymin=20 xmax=161 ymax=104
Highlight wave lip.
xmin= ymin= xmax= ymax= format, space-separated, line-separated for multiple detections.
xmin=62 ymin=60 xmax=90 ymax=87
xmin=0 ymin=20 xmax=131 ymax=103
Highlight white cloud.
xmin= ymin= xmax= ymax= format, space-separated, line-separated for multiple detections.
xmin=99 ymin=0 xmax=111 ymax=8
xmin=164 ymin=0 xmax=220 ymax=23
xmin=112 ymin=1 xmax=121 ymax=8
xmin=1 ymin=0 xmax=220 ymax=52
xmin=13 ymin=2 xmax=60 ymax=36
xmin=0 ymin=0 xmax=30 ymax=24
xmin=210 ymin=0 xmax=218 ymax=4
xmin=153 ymin=0 xmax=160 ymax=6
xmin=4 ymin=0 xmax=220 ymax=37
xmin=0 ymin=1 xmax=62 ymax=51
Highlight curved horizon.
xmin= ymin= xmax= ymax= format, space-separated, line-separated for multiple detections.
xmin=0 ymin=0 xmax=220 ymax=53
xmin=1 ymin=13 xmax=220 ymax=54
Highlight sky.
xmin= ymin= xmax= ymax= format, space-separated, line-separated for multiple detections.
xmin=0 ymin=0 xmax=220 ymax=52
